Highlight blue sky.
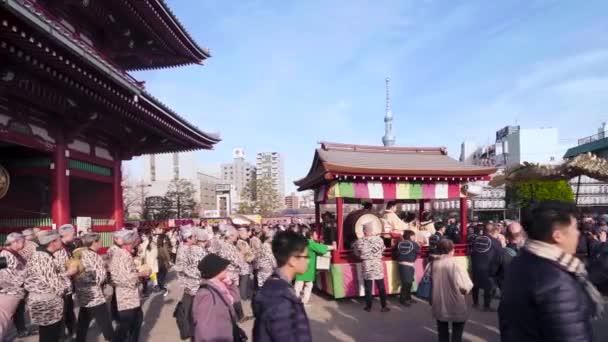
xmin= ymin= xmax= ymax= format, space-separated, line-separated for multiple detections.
xmin=127 ymin=0 xmax=608 ymax=193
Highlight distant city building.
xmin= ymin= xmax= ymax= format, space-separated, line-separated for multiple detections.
xmin=221 ymin=148 xmax=256 ymax=198
xmin=457 ymin=126 xmax=568 ymax=218
xmin=284 ymin=192 xmax=299 ymax=209
xmin=215 ymin=184 xmax=238 ymax=217
xmin=460 ymin=126 xmax=567 ymax=169
xmin=256 ymin=152 xmax=285 ymax=198
xmin=147 ymin=151 xmax=199 ymax=182
xmin=142 ymin=152 xmax=202 ymax=213
xmin=198 ymin=172 xmax=221 ymax=212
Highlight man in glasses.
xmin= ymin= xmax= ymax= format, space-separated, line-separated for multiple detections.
xmin=253 ymin=230 xmax=312 ymax=342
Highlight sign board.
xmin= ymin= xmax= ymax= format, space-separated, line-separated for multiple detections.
xmin=233 ymin=148 xmax=245 ymax=158
xmin=76 ymin=216 xmax=92 ymax=234
xmin=203 ymin=210 xmax=220 ymax=218
xmin=215 ymin=184 xmax=232 ymax=193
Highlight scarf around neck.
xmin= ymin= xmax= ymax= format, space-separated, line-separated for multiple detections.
xmin=525 ymin=239 xmax=604 ymax=319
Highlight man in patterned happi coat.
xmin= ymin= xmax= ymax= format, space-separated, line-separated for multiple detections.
xmin=216 ymin=226 xmax=249 ymax=321
xmin=74 ymin=233 xmax=114 ymax=342
xmin=19 ymin=228 xmax=38 ymax=262
xmin=256 ymin=229 xmax=277 ymax=288
xmin=109 ymin=229 xmax=149 ymax=342
xmin=54 ymin=224 xmax=78 ymax=338
xmin=175 ymin=225 xmax=195 ymax=292
xmin=179 ymin=228 xmax=211 ymax=338
xmin=352 ymin=222 xmax=390 ymax=313
xmin=24 ymin=230 xmax=76 ymax=341
xmin=0 ymin=233 xmax=27 ymax=339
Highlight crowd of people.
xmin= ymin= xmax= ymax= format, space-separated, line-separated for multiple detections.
xmin=1 ymin=200 xmax=608 ymax=342
xmin=0 ymin=221 xmax=328 ymax=342
xmin=347 ymin=200 xmax=608 ymax=342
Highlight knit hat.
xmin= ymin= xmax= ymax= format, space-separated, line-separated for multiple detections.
xmin=198 ymin=254 xmax=230 ymax=279
xmin=4 ymin=232 xmax=24 ymax=245
xmin=37 ymin=230 xmax=60 ymax=245
xmin=58 ymin=224 xmax=75 ymax=237
xmin=180 ymin=225 xmax=194 ymax=239
xmin=82 ymin=232 xmax=100 ymax=245
xmin=21 ymin=229 xmax=34 ymax=238
xmin=194 ymin=228 xmax=210 ymax=242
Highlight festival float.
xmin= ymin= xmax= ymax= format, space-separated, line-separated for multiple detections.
xmin=295 ymin=142 xmax=496 ymax=298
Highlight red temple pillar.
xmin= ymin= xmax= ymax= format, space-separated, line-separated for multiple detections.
xmin=113 ymin=159 xmax=124 ymax=230
xmin=334 ymin=198 xmax=344 ymax=259
xmin=460 ymin=197 xmax=468 ymax=242
xmin=51 ymin=133 xmax=70 ymax=228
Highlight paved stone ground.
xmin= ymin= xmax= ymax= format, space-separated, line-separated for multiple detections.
xmin=12 ymin=273 xmax=608 ymax=342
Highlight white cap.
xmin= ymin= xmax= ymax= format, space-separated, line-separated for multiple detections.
xmin=5 ymin=232 xmax=24 ymax=245
xmin=362 ymin=221 xmax=375 ymax=233
xmin=58 ymin=224 xmax=75 ymax=236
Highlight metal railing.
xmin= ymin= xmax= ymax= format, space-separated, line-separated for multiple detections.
xmin=578 ymin=132 xmax=607 ymax=146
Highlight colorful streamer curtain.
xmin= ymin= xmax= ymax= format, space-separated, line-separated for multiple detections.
xmin=327 ymin=181 xmax=463 ymax=200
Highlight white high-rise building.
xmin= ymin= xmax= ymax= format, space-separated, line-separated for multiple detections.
xmin=220 ymin=148 xmax=256 ymax=197
xmin=144 ymin=151 xmax=200 ymax=199
xmin=256 ymin=152 xmax=285 ymax=198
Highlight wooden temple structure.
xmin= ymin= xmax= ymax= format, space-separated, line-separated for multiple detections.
xmin=0 ymin=0 xmax=219 ymax=245
xmin=295 ymin=142 xmax=496 ymax=298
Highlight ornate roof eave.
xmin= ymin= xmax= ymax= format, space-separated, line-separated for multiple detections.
xmin=140 ymin=92 xmax=221 ymax=146
xmin=3 ymin=0 xmax=143 ymax=93
xmin=0 ymin=14 xmax=220 ymax=154
xmin=149 ymin=0 xmax=211 ymax=60
xmin=121 ymin=0 xmax=210 ymax=70
xmin=295 ymin=143 xmax=497 ymax=191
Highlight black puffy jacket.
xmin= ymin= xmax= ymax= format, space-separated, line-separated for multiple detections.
xmin=498 ymin=250 xmax=594 ymax=342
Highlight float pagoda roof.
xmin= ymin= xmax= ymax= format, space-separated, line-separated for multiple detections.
xmin=7 ymin=0 xmax=210 ymax=70
xmin=295 ymin=142 xmax=496 ymax=191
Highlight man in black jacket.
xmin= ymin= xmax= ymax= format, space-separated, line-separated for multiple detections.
xmin=253 ymin=231 xmax=312 ymax=342
xmin=499 ymin=201 xmax=604 ymax=342
xmin=428 ymin=221 xmax=447 ymax=255
xmin=470 ymin=223 xmax=502 ymax=311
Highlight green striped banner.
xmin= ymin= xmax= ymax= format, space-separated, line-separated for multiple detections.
xmin=68 ymin=159 xmax=112 ymax=177
xmin=0 ymin=218 xmax=52 ymax=228
xmin=70 ymin=218 xmax=114 ymax=226
xmin=99 ymin=232 xmax=113 ymax=247
xmin=0 ymin=157 xmax=51 ymax=168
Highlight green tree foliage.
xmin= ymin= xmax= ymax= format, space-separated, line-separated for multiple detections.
xmin=165 ymin=178 xmax=198 ymax=218
xmin=508 ymin=180 xmax=575 ymax=208
xmin=238 ymin=176 xmax=281 ymax=216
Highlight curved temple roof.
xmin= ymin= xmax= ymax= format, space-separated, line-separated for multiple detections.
xmin=295 ymin=142 xmax=497 ymax=191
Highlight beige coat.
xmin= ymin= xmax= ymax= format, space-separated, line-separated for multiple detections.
xmin=431 ymin=255 xmax=473 ymax=322
xmin=382 ymin=211 xmax=409 ymax=232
